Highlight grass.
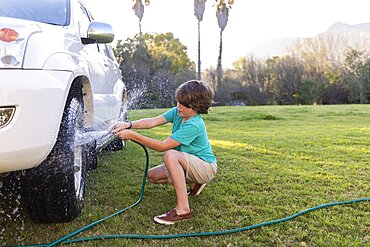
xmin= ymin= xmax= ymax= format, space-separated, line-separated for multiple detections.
xmin=1 ymin=104 xmax=370 ymax=246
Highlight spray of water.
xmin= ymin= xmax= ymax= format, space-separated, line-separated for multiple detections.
xmin=74 ymin=113 xmax=122 ymax=148
xmin=0 ymin=173 xmax=24 ymax=243
xmin=75 ymin=128 xmax=113 ymax=147
xmin=127 ymin=88 xmax=145 ymax=110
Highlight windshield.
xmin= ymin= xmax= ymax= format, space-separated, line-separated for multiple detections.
xmin=0 ymin=0 xmax=69 ymax=26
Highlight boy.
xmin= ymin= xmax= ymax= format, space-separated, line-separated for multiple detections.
xmin=113 ymin=80 xmax=217 ymax=225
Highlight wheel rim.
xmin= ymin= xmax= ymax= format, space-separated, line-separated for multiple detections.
xmin=73 ymin=146 xmax=83 ymax=199
xmin=70 ymin=97 xmax=84 ymax=200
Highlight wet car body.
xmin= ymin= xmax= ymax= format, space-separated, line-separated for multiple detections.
xmin=0 ymin=0 xmax=127 ymax=223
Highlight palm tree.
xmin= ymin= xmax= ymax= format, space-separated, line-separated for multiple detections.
xmin=132 ymin=0 xmax=150 ymax=35
xmin=194 ymin=0 xmax=207 ymax=80
xmin=215 ymin=0 xmax=233 ymax=90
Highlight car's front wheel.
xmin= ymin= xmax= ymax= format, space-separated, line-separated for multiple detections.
xmin=21 ymin=83 xmax=88 ymax=223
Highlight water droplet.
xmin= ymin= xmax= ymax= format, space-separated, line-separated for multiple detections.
xmin=12 ymin=207 xmax=19 ymax=215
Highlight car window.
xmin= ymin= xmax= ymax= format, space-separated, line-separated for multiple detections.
xmin=0 ymin=0 xmax=68 ymax=26
xmin=76 ymin=1 xmax=91 ymax=38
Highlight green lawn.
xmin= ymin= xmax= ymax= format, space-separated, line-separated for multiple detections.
xmin=2 ymin=104 xmax=370 ymax=246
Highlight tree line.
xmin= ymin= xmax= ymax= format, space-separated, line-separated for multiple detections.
xmin=115 ymin=31 xmax=370 ymax=108
xmin=212 ymin=35 xmax=370 ymax=106
xmin=116 ymin=1 xmax=369 ymax=108
xmin=114 ymin=33 xmax=196 ymax=109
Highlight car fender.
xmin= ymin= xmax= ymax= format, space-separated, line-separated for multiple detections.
xmin=113 ymin=78 xmax=126 ymax=101
xmin=43 ymin=52 xmax=89 ymax=75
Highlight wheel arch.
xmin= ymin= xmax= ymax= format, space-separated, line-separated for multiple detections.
xmin=69 ymin=75 xmax=95 ymax=129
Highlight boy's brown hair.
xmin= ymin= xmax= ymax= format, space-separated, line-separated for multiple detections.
xmin=175 ymin=80 xmax=213 ymax=114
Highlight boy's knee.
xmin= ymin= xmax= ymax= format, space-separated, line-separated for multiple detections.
xmin=163 ymin=149 xmax=177 ymax=162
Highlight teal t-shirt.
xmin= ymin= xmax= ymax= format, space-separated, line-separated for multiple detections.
xmin=163 ymin=107 xmax=217 ymax=163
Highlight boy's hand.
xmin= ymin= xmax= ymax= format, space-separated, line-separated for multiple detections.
xmin=113 ymin=129 xmax=133 ymax=141
xmin=111 ymin=121 xmax=131 ymax=132
xmin=112 ymin=121 xmax=134 ymax=141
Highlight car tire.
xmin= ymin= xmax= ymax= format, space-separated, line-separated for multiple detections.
xmin=21 ymin=83 xmax=88 ymax=223
xmin=105 ymin=136 xmax=125 ymax=151
xmin=85 ymin=140 xmax=97 ymax=170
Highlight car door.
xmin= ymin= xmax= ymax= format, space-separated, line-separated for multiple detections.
xmin=76 ymin=1 xmax=106 ymax=94
xmin=95 ymin=43 xmax=125 ymax=121
xmin=76 ymin=1 xmax=121 ymax=122
xmin=97 ymin=43 xmax=119 ymax=93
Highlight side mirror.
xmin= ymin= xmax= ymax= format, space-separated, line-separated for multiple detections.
xmin=86 ymin=21 xmax=114 ymax=44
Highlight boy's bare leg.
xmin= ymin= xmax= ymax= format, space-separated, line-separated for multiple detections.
xmin=189 ymin=183 xmax=196 ymax=190
xmin=147 ymin=166 xmax=168 ymax=184
xmin=163 ymin=150 xmax=191 ymax=215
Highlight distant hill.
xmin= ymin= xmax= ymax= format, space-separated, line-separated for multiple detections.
xmin=326 ymin=22 xmax=370 ymax=35
xmin=321 ymin=22 xmax=370 ymax=46
xmin=249 ymin=22 xmax=370 ymax=58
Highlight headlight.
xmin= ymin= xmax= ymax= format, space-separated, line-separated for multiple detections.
xmin=0 ymin=23 xmax=40 ymax=68
xmin=0 ymin=27 xmax=23 ymax=68
xmin=0 ymin=107 xmax=15 ymax=129
xmin=0 ymin=28 xmax=19 ymax=42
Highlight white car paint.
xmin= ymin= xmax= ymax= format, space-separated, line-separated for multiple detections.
xmin=0 ymin=0 xmax=126 ymax=173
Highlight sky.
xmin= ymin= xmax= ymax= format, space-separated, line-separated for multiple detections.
xmin=84 ymin=0 xmax=370 ymax=69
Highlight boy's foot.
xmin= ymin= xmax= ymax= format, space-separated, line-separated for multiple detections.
xmin=189 ymin=183 xmax=206 ymax=196
xmin=154 ymin=208 xmax=193 ymax=225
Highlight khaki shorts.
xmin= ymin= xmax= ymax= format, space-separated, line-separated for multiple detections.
xmin=160 ymin=152 xmax=217 ymax=184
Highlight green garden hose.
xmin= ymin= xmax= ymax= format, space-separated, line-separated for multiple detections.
xmin=17 ymin=141 xmax=370 ymax=247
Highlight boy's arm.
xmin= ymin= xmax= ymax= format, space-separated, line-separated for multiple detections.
xmin=114 ymin=115 xmax=167 ymax=131
xmin=114 ymin=130 xmax=180 ymax=152
xmin=132 ymin=115 xmax=167 ymax=129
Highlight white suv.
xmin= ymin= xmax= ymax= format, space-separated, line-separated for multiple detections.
xmin=0 ymin=0 xmax=127 ymax=223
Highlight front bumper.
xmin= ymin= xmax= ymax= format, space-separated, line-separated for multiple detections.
xmin=0 ymin=69 xmax=72 ymax=173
